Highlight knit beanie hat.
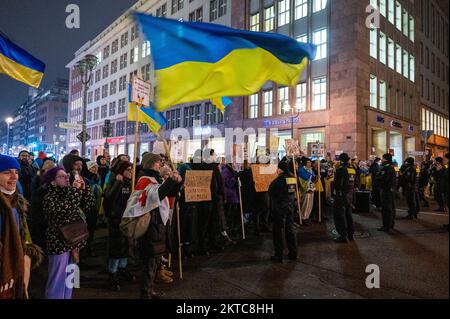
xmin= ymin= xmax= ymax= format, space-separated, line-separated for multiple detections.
xmin=339 ymin=153 xmax=350 ymax=163
xmin=0 ymin=155 xmax=20 ymax=172
xmin=142 ymin=153 xmax=162 ymax=169
xmin=41 ymin=159 xmax=56 ymax=172
xmin=86 ymin=161 xmax=98 ymax=171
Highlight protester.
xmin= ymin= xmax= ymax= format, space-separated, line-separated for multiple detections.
xmin=43 ymin=166 xmax=94 ymax=299
xmin=103 ymin=160 xmax=135 ymax=291
xmin=84 ymin=161 xmax=103 ymax=257
xmin=96 ymin=155 xmax=110 ymax=187
xmin=17 ymin=150 xmax=35 ymax=201
xmin=221 ymin=158 xmax=240 ymax=237
xmin=132 ymin=153 xmax=182 ymax=299
xmin=0 ymin=154 xmax=43 ymax=299
xmin=298 ymin=157 xmax=316 ymax=225
xmin=268 ymin=159 xmax=297 ymax=262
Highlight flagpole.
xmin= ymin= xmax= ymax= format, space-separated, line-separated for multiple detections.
xmin=131 ymin=106 xmax=140 ymax=192
xmin=238 ymin=177 xmax=246 ymax=240
xmin=292 ymin=155 xmax=303 ymax=225
xmin=156 ymin=132 xmax=183 ymax=279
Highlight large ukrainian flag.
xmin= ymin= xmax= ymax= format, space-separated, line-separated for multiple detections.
xmin=134 ymin=14 xmax=316 ymax=112
xmin=0 ymin=33 xmax=45 ymax=88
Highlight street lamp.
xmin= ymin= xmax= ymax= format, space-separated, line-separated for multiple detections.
xmin=282 ymin=102 xmax=301 ymax=139
xmin=5 ymin=117 xmax=13 ymax=155
xmin=75 ymin=54 xmax=98 ymax=157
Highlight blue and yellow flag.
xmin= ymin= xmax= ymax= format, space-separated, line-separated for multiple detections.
xmin=212 ymin=96 xmax=232 ymax=113
xmin=0 ymin=33 xmax=45 ymax=88
xmin=127 ymin=84 xmax=167 ymax=134
xmin=134 ymin=14 xmax=316 ymax=112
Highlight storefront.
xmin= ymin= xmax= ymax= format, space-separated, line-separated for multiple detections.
xmin=367 ymin=110 xmax=420 ymax=163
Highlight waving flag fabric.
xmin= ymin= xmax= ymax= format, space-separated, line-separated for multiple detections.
xmin=0 ymin=33 xmax=45 ymax=88
xmin=134 ymin=14 xmax=316 ymax=112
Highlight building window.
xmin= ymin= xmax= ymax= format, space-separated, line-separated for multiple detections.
xmin=409 ymin=16 xmax=415 ymax=42
xmin=88 ymin=92 xmax=93 ymax=104
xmin=110 ymin=80 xmax=117 ymax=95
xmin=388 ymin=0 xmax=394 ymax=24
xmin=296 ymin=82 xmax=307 ymax=112
xmin=370 ymin=75 xmax=377 ymax=108
xmin=196 ymin=7 xmax=204 ymax=22
xmin=296 ymin=34 xmax=307 ymax=43
xmin=395 ymin=1 xmax=401 ymax=31
xmin=248 ymin=94 xmax=258 ymax=119
xmin=102 ymin=65 xmax=109 ymax=79
xmin=396 ymin=44 xmax=402 ymax=74
xmin=218 ymin=0 xmax=227 ymax=17
xmin=379 ymin=0 xmax=386 ymax=17
xmin=112 ymin=39 xmax=119 ymax=54
xmin=278 ymin=87 xmax=289 ymax=114
xmin=120 ymin=31 xmax=128 ymax=48
xmin=87 ymin=110 xmax=92 ymax=122
xmin=370 ymin=27 xmax=377 ymax=59
xmin=210 ymin=0 xmax=218 ymax=21
xmin=94 ymin=88 xmax=100 ymax=102
xmin=263 ymin=90 xmax=273 ymax=117
xmin=379 ymin=80 xmax=386 ymax=111
xmin=264 ymin=6 xmax=275 ymax=32
xmin=131 ymin=46 xmax=139 ymax=64
xmin=313 ymin=28 xmax=327 ymax=60
xmin=111 ymin=59 xmax=118 ymax=74
xmin=103 ymin=45 xmax=110 ymax=59
xmin=388 ymin=38 xmax=394 ymax=69
xmin=141 ymin=63 xmax=151 ymax=81
xmin=313 ymin=0 xmax=327 ymax=13
xmin=109 ymin=102 xmax=116 ymax=116
xmin=278 ymin=0 xmax=290 ymax=27
xmin=409 ymin=54 xmax=415 ymax=82
xmin=403 ymin=49 xmax=409 ymax=78
xmin=102 ymin=84 xmax=108 ymax=98
xmin=250 ymin=13 xmax=260 ymax=31
xmin=172 ymin=0 xmax=184 ymax=14
xmin=94 ymin=107 xmax=99 ymax=120
xmin=379 ymin=32 xmax=386 ymax=64
xmin=402 ymin=9 xmax=408 ymax=37
xmin=295 ymin=0 xmax=308 ymax=20
xmin=101 ymin=105 xmax=107 ymax=118
xmin=312 ymin=77 xmax=326 ymax=110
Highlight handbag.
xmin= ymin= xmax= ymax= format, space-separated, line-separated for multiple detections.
xmin=58 ymin=219 xmax=89 ymax=247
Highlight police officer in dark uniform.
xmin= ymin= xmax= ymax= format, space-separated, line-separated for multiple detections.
xmin=401 ymin=157 xmax=418 ymax=220
xmin=377 ymin=153 xmax=397 ymax=232
xmin=268 ymin=160 xmax=298 ymax=262
xmin=333 ymin=153 xmax=356 ymax=243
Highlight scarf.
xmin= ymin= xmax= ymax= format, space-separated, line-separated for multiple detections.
xmin=0 ymin=192 xmax=25 ymax=299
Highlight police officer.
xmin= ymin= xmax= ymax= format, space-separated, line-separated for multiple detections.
xmin=268 ymin=160 xmax=298 ymax=262
xmin=401 ymin=157 xmax=418 ymax=220
xmin=377 ymin=153 xmax=397 ymax=232
xmin=333 ymin=153 xmax=356 ymax=243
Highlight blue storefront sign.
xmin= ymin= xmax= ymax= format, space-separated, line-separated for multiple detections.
xmin=262 ymin=117 xmax=300 ymax=127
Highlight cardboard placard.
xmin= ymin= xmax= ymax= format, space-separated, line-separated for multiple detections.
xmin=309 ymin=142 xmax=325 ymax=158
xmin=285 ymin=139 xmax=300 ymax=157
xmin=131 ymin=77 xmax=151 ymax=107
xmin=184 ymin=170 xmax=213 ymax=202
xmin=251 ymin=164 xmax=278 ymax=193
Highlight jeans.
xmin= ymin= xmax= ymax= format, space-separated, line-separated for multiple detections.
xmin=108 ymin=258 xmax=128 ymax=274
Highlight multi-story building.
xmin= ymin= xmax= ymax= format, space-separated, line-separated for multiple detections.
xmin=417 ymin=0 xmax=449 ymax=158
xmin=66 ymin=0 xmax=231 ymax=159
xmin=66 ymin=0 xmax=446 ymax=163
xmin=9 ymin=79 xmax=69 ymax=156
xmin=227 ymin=0 xmax=425 ymax=163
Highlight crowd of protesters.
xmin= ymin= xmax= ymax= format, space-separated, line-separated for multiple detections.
xmin=0 ymin=147 xmax=448 ymax=299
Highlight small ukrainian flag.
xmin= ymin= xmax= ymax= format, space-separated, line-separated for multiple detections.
xmin=0 ymin=33 xmax=45 ymax=88
xmin=127 ymin=84 xmax=167 ymax=134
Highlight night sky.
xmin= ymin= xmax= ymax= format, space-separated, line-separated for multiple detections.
xmin=0 ymin=0 xmax=136 ymax=120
